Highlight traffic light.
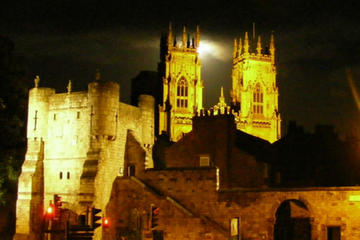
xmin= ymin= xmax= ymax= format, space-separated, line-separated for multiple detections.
xmin=53 ymin=194 xmax=62 ymax=219
xmin=54 ymin=194 xmax=62 ymax=207
xmin=45 ymin=203 xmax=55 ymax=219
xmin=91 ymin=207 xmax=102 ymax=229
xmin=102 ymin=217 xmax=110 ymax=228
xmin=150 ymin=206 xmax=159 ymax=229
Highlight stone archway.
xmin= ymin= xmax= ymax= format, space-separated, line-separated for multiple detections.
xmin=274 ymin=199 xmax=311 ymax=240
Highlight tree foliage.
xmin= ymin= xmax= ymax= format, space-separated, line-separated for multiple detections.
xmin=0 ymin=35 xmax=30 ymax=205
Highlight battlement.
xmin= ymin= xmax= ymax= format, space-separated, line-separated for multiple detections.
xmin=195 ymin=107 xmax=233 ymax=117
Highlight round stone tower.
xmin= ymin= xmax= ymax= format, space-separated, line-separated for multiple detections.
xmin=15 ymin=76 xmax=55 ymax=240
xmin=27 ymin=80 xmax=55 ymax=140
xmin=88 ymin=81 xmax=120 ymax=139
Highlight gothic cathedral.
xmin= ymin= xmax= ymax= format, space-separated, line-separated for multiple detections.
xmin=231 ymin=32 xmax=281 ymax=143
xmin=158 ymin=25 xmax=280 ymax=143
xmin=158 ymin=24 xmax=203 ymax=141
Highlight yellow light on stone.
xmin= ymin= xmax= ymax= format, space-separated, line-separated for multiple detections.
xmin=349 ymin=195 xmax=360 ymax=202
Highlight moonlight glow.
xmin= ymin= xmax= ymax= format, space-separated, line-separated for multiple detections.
xmin=197 ymin=41 xmax=213 ymax=56
xmin=197 ymin=40 xmax=226 ymax=60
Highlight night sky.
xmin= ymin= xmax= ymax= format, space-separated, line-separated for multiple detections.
xmin=1 ymin=0 xmax=359 ymax=137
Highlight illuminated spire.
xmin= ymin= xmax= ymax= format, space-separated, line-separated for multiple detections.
xmin=168 ymin=22 xmax=173 ymax=48
xmin=233 ymin=38 xmax=238 ymax=59
xmin=219 ymin=86 xmax=225 ymax=104
xmin=256 ymin=36 xmax=262 ymax=55
xmin=238 ymin=37 xmax=242 ymax=55
xmin=270 ymin=33 xmax=275 ymax=62
xmin=195 ymin=25 xmax=200 ymax=48
xmin=182 ymin=26 xmax=187 ymax=48
xmin=213 ymin=86 xmax=227 ymax=114
xmin=244 ymin=32 xmax=249 ymax=54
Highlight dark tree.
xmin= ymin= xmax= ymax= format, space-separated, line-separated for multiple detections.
xmin=0 ymin=35 xmax=30 ymax=239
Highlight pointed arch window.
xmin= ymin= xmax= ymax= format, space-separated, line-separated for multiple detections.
xmin=253 ymin=83 xmax=264 ymax=115
xmin=176 ymin=77 xmax=188 ymax=108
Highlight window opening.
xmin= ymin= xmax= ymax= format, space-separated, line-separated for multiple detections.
xmin=59 ymin=172 xmax=63 ymax=179
xmin=327 ymin=226 xmax=341 ymax=240
xmin=128 ymin=165 xmax=135 ymax=176
xmin=199 ymin=155 xmax=210 ymax=167
xmin=33 ymin=110 xmax=38 ymax=130
xmin=67 ymin=172 xmax=70 ymax=179
xmin=176 ymin=78 xmax=188 ymax=108
xmin=253 ymin=83 xmax=264 ymax=115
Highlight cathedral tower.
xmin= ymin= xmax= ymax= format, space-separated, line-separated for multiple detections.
xmin=231 ymin=33 xmax=281 ymax=143
xmin=158 ymin=24 xmax=203 ymax=141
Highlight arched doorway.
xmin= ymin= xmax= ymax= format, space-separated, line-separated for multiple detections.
xmin=274 ymin=199 xmax=311 ymax=240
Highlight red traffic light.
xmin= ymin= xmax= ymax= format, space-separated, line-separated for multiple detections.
xmin=103 ymin=217 xmax=110 ymax=228
xmin=45 ymin=204 xmax=55 ymax=219
xmin=151 ymin=206 xmax=159 ymax=229
xmin=47 ymin=206 xmax=54 ymax=214
xmin=152 ymin=206 xmax=159 ymax=216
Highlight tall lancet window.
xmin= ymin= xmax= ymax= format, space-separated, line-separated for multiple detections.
xmin=176 ymin=77 xmax=188 ymax=108
xmin=253 ymin=83 xmax=264 ymax=115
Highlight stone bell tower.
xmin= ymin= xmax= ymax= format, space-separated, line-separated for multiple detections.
xmin=158 ymin=23 xmax=203 ymax=141
xmin=231 ymin=32 xmax=281 ymax=143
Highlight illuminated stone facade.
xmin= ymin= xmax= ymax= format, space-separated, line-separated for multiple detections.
xmin=14 ymin=76 xmax=155 ymax=240
xmin=231 ymin=33 xmax=281 ymax=143
xmin=14 ymin=26 xmax=359 ymax=240
xmin=158 ymin=24 xmax=203 ymax=141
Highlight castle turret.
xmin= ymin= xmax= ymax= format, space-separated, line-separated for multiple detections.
xmin=88 ymin=78 xmax=120 ymax=140
xmin=27 ymin=76 xmax=55 ymax=140
xmin=15 ymin=76 xmax=55 ymax=240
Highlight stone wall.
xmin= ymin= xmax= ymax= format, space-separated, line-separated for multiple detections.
xmin=218 ymin=187 xmax=360 ymax=240
xmin=106 ymin=173 xmax=360 ymax=240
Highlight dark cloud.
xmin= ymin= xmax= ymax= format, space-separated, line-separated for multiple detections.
xmin=1 ymin=0 xmax=360 ymax=137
